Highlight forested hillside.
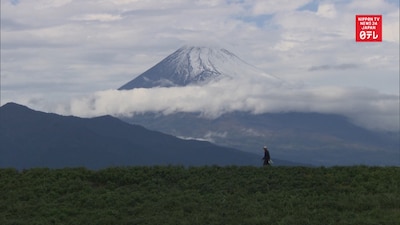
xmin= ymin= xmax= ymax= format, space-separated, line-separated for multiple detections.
xmin=1 ymin=166 xmax=399 ymax=225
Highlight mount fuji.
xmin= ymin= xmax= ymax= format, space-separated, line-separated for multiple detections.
xmin=116 ymin=46 xmax=399 ymax=166
xmin=119 ymin=46 xmax=282 ymax=89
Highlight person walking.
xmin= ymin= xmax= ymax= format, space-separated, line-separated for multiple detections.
xmin=262 ymin=146 xmax=272 ymax=166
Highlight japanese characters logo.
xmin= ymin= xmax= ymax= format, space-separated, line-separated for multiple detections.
xmin=355 ymin=15 xmax=382 ymax=42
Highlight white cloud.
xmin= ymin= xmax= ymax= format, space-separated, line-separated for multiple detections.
xmin=383 ymin=10 xmax=400 ymax=43
xmin=316 ymin=3 xmax=337 ymax=18
xmin=49 ymin=76 xmax=399 ymax=131
xmin=251 ymin=0 xmax=312 ymax=15
xmin=72 ymin=13 xmax=122 ymax=22
xmin=39 ymin=1 xmax=70 ymax=9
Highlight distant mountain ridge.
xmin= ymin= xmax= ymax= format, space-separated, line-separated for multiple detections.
xmin=0 ymin=102 xmax=301 ymax=169
xmin=119 ymin=45 xmax=282 ymax=89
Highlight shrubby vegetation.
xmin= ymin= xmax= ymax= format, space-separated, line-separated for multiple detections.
xmin=1 ymin=166 xmax=399 ymax=225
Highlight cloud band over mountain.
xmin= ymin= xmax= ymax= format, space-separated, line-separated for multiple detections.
xmin=60 ymin=77 xmax=399 ymax=132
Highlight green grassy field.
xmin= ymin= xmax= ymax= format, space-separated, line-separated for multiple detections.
xmin=1 ymin=166 xmax=399 ymax=225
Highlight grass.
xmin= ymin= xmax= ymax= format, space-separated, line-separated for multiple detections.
xmin=1 ymin=166 xmax=399 ymax=225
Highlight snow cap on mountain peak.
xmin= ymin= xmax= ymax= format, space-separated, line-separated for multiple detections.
xmin=119 ymin=45 xmax=282 ymax=90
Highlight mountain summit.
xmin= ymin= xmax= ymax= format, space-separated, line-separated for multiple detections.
xmin=119 ymin=46 xmax=281 ymax=89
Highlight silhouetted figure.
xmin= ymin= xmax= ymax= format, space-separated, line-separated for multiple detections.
xmin=262 ymin=146 xmax=271 ymax=166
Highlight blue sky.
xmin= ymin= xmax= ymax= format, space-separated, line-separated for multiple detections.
xmin=1 ymin=0 xmax=399 ymax=131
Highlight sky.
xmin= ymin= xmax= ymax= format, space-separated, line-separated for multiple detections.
xmin=1 ymin=0 xmax=399 ymax=131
